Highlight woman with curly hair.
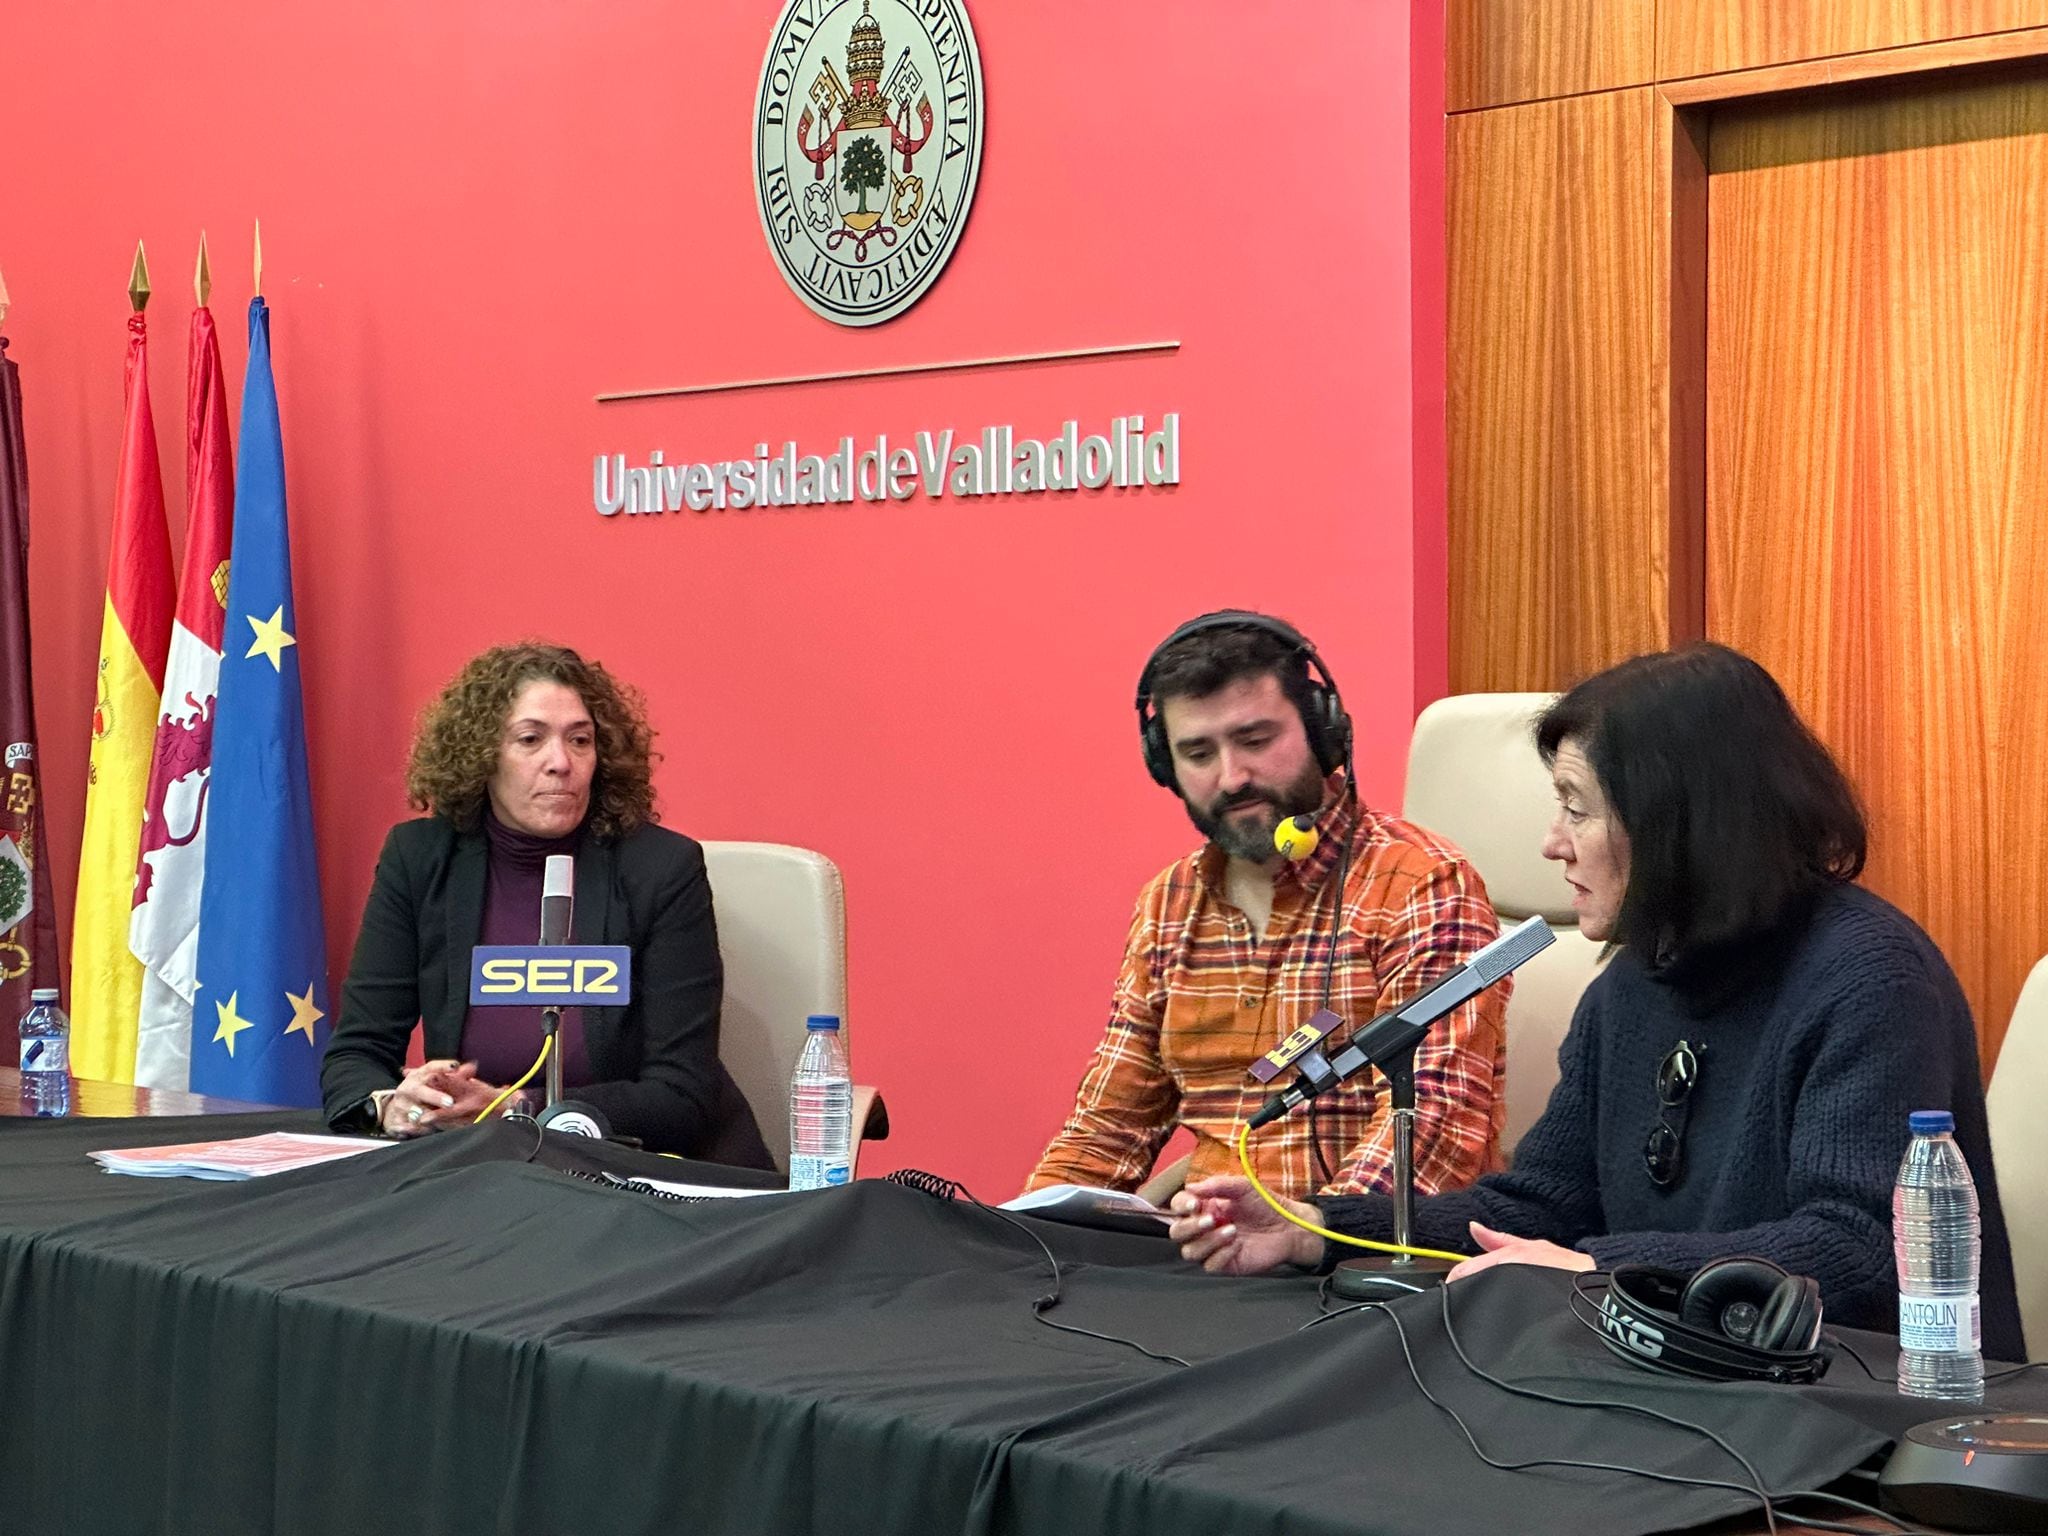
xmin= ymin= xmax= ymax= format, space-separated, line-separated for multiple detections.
xmin=319 ymin=641 xmax=770 ymax=1165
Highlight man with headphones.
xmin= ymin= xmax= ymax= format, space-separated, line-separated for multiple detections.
xmin=1025 ymin=611 xmax=1511 ymax=1203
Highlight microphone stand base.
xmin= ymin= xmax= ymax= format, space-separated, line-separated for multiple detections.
xmin=537 ymin=1100 xmax=613 ymax=1140
xmin=1329 ymin=1255 xmax=1456 ymax=1302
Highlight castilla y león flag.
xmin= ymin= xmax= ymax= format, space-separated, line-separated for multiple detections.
xmin=129 ymin=301 xmax=234 ymax=1090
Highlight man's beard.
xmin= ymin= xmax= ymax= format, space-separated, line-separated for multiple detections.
xmin=1185 ymin=764 xmax=1328 ymax=862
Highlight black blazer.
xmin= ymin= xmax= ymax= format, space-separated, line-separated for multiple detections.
xmin=321 ymin=815 xmax=770 ymax=1166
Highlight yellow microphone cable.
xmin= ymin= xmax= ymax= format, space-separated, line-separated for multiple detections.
xmin=474 ymin=1035 xmax=552 ymax=1124
xmin=1233 ymin=1121 xmax=1468 ymax=1264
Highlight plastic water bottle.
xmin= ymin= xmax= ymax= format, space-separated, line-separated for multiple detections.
xmin=788 ymin=1013 xmax=853 ymax=1191
xmin=18 ymin=988 xmax=71 ymax=1118
xmin=1894 ymin=1109 xmax=1984 ymax=1402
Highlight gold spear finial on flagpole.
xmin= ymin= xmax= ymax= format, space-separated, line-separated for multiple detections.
xmin=0 ymin=266 xmax=10 ymax=331
xmin=196 ymin=231 xmax=212 ymax=308
xmin=253 ymin=219 xmax=263 ymax=297
xmin=129 ymin=241 xmax=152 ymax=314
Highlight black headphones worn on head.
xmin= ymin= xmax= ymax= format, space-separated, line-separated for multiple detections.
xmin=1134 ymin=610 xmax=1354 ymax=789
xmin=1574 ymin=1258 xmax=1827 ymax=1385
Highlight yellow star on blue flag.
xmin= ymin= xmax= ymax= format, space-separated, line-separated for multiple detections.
xmin=245 ymin=606 xmax=295 ymax=671
xmin=284 ymin=984 xmax=324 ymax=1045
xmin=213 ymin=991 xmax=255 ymax=1056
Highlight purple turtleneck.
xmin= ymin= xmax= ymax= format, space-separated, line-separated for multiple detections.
xmin=460 ymin=807 xmax=593 ymax=1092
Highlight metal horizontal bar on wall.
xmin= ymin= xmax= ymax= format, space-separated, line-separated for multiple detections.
xmin=595 ymin=340 xmax=1181 ymax=404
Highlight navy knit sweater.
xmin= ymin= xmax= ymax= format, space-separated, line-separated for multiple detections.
xmin=1318 ymin=882 xmax=2026 ymax=1362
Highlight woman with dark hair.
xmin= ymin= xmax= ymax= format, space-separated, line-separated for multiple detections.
xmin=319 ymin=641 xmax=770 ymax=1166
xmin=1168 ymin=643 xmax=2025 ymax=1359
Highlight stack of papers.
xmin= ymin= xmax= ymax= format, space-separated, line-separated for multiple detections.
xmin=91 ymin=1132 xmax=395 ymax=1181
xmin=999 ymin=1183 xmax=1172 ymax=1235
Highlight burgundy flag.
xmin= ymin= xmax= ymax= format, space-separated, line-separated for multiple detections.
xmin=0 ymin=333 xmax=63 ymax=1056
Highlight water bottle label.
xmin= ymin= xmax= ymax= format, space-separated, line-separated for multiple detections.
xmin=20 ymin=1037 xmax=66 ymax=1075
xmin=789 ymin=1154 xmax=852 ymax=1191
xmin=1899 ymin=1292 xmax=1981 ymax=1353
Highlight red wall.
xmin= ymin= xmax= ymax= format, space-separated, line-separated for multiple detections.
xmin=3 ymin=1 xmax=1432 ymax=1193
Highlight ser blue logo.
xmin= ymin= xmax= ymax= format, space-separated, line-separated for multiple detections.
xmin=468 ymin=946 xmax=635 ymax=1007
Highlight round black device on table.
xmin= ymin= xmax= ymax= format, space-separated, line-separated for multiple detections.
xmin=1880 ymin=1414 xmax=2048 ymax=1533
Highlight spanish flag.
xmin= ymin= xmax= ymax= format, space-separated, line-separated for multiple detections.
xmin=72 ymin=304 xmax=174 ymax=1082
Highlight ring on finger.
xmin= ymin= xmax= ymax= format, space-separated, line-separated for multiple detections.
xmin=406 ymin=1105 xmax=425 ymax=1125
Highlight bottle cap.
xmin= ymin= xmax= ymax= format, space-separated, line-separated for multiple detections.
xmin=1909 ymin=1109 xmax=1954 ymax=1136
xmin=29 ymin=988 xmax=58 ymax=1003
xmin=805 ymin=1013 xmax=841 ymax=1031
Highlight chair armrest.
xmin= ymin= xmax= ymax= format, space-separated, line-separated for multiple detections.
xmin=848 ymin=1085 xmax=889 ymax=1178
xmin=1136 ymin=1152 xmax=1191 ymax=1208
xmin=853 ymin=1084 xmax=889 ymax=1142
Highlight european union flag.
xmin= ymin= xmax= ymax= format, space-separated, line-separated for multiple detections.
xmin=190 ymin=298 xmax=328 ymax=1105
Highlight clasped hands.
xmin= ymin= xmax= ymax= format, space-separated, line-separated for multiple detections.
xmin=379 ymin=1059 xmax=508 ymax=1138
xmin=1164 ymin=1176 xmax=1595 ymax=1280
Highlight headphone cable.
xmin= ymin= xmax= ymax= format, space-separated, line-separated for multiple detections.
xmin=1360 ymin=1289 xmax=1786 ymax=1533
xmin=1305 ymin=768 xmax=1357 ymax=1189
xmin=884 ymin=1171 xmax=1191 ymax=1369
xmin=1315 ymin=1284 xmax=1938 ymax=1536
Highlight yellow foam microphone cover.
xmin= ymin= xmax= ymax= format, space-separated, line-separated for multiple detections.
xmin=1274 ymin=815 xmax=1320 ymax=862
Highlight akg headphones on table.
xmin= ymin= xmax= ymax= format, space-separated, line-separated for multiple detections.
xmin=1133 ymin=610 xmax=1354 ymax=789
xmin=1575 ymin=1256 xmax=1827 ymax=1385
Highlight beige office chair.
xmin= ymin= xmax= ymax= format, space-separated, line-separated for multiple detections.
xmin=701 ymin=841 xmax=888 ymax=1178
xmin=1402 ymin=693 xmax=1607 ymax=1161
xmin=1988 ymin=956 xmax=2048 ymax=1353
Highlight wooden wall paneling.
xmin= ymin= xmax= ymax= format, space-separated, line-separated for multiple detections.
xmin=1446 ymin=0 xmax=1656 ymax=113
xmin=1980 ymin=91 xmax=2048 ymax=1060
xmin=1446 ymin=87 xmax=1666 ymax=692
xmin=1659 ymin=0 xmax=2048 ymax=84
xmin=1705 ymin=72 xmax=2048 ymax=1064
xmin=1658 ymin=93 xmax=1710 ymax=644
xmin=1660 ymin=25 xmax=2048 ymax=106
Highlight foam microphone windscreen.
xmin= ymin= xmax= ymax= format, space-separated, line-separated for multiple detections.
xmin=1274 ymin=815 xmax=1320 ymax=862
xmin=541 ymin=854 xmax=574 ymax=945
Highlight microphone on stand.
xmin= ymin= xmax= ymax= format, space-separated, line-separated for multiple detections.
xmin=1248 ymin=913 xmax=1555 ymax=1300
xmin=540 ymin=854 xmax=574 ymax=946
xmin=530 ymin=853 xmax=612 ymax=1140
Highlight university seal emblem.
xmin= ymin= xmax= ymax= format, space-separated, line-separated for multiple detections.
xmin=754 ymin=0 xmax=984 ymax=326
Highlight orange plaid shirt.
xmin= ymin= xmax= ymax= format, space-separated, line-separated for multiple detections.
xmin=1028 ymin=789 xmax=1510 ymax=1200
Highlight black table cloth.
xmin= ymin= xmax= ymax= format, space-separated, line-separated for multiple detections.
xmin=0 ymin=1115 xmax=2039 ymax=1535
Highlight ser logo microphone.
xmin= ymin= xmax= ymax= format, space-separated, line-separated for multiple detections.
xmin=469 ymin=946 xmax=635 ymax=1007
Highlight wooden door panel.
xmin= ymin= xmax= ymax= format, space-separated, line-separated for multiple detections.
xmin=1707 ymin=72 xmax=2048 ymax=1063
